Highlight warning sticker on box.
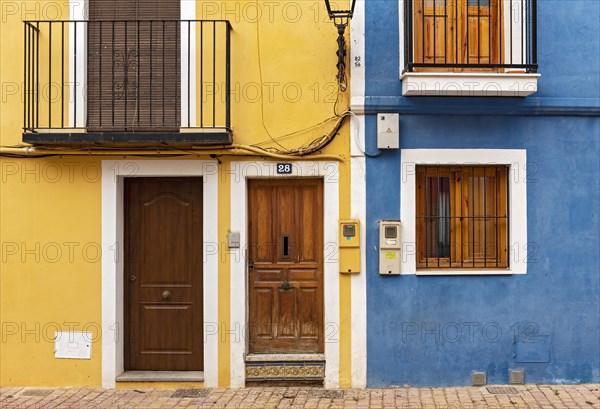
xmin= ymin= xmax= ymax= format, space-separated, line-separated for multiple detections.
xmin=386 ymin=252 xmax=396 ymax=259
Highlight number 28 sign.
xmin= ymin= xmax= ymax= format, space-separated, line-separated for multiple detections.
xmin=276 ymin=163 xmax=293 ymax=174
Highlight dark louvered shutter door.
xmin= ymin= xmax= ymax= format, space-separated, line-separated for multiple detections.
xmin=87 ymin=0 xmax=180 ymax=132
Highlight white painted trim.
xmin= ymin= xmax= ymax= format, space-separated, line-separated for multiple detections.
xmin=69 ymin=1 xmax=87 ymax=128
xmin=399 ymin=0 xmax=405 ymax=80
xmin=348 ymin=0 xmax=367 ymax=378
xmin=101 ymin=160 xmax=220 ymax=389
xmin=350 ymin=0 xmax=366 ymax=114
xmin=350 ymin=153 xmax=367 ymax=387
xmin=400 ymin=149 xmax=527 ymax=276
xmin=504 ymin=0 xmax=528 ymax=67
xmin=401 ymin=73 xmax=539 ymax=96
xmin=229 ymin=162 xmax=340 ymax=388
xmin=181 ymin=2 xmax=197 ymax=127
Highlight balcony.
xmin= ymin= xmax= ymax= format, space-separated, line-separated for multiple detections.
xmin=401 ymin=0 xmax=539 ymax=96
xmin=23 ymin=20 xmax=232 ymax=145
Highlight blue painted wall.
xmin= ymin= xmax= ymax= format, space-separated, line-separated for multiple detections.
xmin=363 ymin=0 xmax=600 ymax=386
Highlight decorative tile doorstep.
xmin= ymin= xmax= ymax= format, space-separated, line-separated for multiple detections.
xmin=245 ymin=361 xmax=325 ymax=381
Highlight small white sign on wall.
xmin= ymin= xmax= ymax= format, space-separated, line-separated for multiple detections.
xmin=54 ymin=331 xmax=92 ymax=359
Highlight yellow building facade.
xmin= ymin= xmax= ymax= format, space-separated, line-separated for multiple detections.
xmin=0 ymin=0 xmax=367 ymax=388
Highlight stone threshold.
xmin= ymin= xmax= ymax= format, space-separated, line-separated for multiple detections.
xmin=116 ymin=371 xmax=204 ymax=382
xmin=245 ymin=353 xmax=325 ymax=362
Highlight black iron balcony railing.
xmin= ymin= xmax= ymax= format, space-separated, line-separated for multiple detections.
xmin=404 ymin=0 xmax=537 ymax=72
xmin=23 ymin=20 xmax=232 ymax=144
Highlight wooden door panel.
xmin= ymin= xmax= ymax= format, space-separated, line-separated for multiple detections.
xmin=277 ymin=289 xmax=297 ymax=337
xmin=251 ymin=185 xmax=275 ymax=263
xmin=248 ymin=179 xmax=324 ymax=354
xmin=140 ymin=304 xmax=194 ymax=351
xmin=288 ymin=269 xmax=318 ymax=281
xmin=254 ymin=268 xmax=284 ymax=282
xmin=297 ymin=288 xmax=319 ymax=338
xmin=254 ymin=288 xmax=274 ymax=337
xmin=276 ymin=185 xmax=295 ymax=262
xmin=141 ymin=194 xmax=193 ymax=285
xmin=125 ymin=178 xmax=203 ymax=371
xmin=297 ymin=185 xmax=321 ymax=263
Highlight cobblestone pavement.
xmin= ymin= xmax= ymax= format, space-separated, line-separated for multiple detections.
xmin=0 ymin=384 xmax=598 ymax=408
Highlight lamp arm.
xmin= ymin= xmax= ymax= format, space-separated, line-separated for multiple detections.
xmin=335 ymin=23 xmax=348 ymax=91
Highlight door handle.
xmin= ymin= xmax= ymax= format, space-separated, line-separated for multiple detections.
xmin=162 ymin=290 xmax=171 ymax=299
xmin=281 ymin=281 xmax=291 ymax=290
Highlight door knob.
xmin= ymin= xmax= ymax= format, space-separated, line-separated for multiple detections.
xmin=162 ymin=290 xmax=171 ymax=299
xmin=281 ymin=281 xmax=291 ymax=290
xmin=129 ymin=275 xmax=136 ymax=282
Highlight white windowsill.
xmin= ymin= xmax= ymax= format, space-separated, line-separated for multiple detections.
xmin=401 ymin=72 xmax=540 ymax=97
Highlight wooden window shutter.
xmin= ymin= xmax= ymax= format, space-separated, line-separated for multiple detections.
xmin=416 ymin=165 xmax=509 ymax=269
xmin=87 ymin=0 xmax=180 ymax=132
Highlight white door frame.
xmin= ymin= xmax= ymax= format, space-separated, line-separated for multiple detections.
xmin=229 ymin=161 xmax=340 ymax=388
xmin=101 ymin=159 xmax=220 ymax=388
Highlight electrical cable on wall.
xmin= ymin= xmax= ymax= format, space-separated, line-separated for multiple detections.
xmin=4 ymin=2 xmax=354 ymax=161
xmin=347 ymin=110 xmax=382 ymax=158
xmin=253 ymin=0 xmax=351 ymax=156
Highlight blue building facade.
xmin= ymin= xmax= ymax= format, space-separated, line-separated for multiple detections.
xmin=360 ymin=0 xmax=600 ymax=386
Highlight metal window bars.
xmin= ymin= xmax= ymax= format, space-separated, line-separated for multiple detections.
xmin=404 ymin=0 xmax=537 ymax=72
xmin=23 ymin=20 xmax=231 ymax=134
xmin=417 ymin=166 xmax=509 ymax=269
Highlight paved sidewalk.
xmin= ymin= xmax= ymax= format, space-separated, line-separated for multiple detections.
xmin=1 ymin=384 xmax=598 ymax=408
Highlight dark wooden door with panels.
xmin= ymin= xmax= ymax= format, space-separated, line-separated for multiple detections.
xmin=247 ymin=179 xmax=324 ymax=354
xmin=124 ymin=178 xmax=203 ymax=371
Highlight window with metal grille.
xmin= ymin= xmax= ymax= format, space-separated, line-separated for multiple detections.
xmin=404 ymin=0 xmax=537 ymax=73
xmin=416 ymin=165 xmax=509 ymax=269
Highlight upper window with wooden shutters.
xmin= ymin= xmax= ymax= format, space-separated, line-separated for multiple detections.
xmin=399 ymin=0 xmax=540 ymax=96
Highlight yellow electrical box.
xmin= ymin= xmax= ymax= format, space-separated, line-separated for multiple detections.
xmin=339 ymin=219 xmax=360 ymax=274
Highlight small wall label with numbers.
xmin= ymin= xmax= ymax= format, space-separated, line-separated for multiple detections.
xmin=276 ymin=163 xmax=293 ymax=174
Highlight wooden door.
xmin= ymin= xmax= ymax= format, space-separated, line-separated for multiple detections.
xmin=248 ymin=179 xmax=324 ymax=354
xmin=413 ymin=0 xmax=500 ymax=70
xmin=87 ymin=0 xmax=180 ymax=131
xmin=125 ymin=178 xmax=203 ymax=370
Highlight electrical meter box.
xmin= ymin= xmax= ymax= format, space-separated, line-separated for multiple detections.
xmin=339 ymin=219 xmax=360 ymax=274
xmin=379 ymin=220 xmax=401 ymax=275
xmin=377 ymin=113 xmax=400 ymax=149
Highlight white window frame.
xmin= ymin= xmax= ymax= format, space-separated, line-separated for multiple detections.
xmin=400 ymin=149 xmax=527 ymax=275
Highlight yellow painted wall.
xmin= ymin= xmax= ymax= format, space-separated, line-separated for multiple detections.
xmin=0 ymin=157 xmax=103 ymax=386
xmin=1 ymin=0 xmax=354 ymax=386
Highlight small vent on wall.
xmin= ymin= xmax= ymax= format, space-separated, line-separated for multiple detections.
xmin=471 ymin=371 xmax=487 ymax=386
xmin=509 ymin=369 xmax=525 ymax=385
